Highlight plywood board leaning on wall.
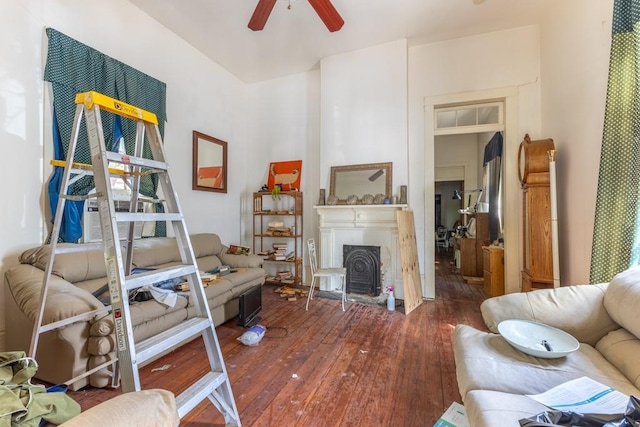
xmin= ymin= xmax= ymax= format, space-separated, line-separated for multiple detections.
xmin=396 ymin=211 xmax=423 ymax=315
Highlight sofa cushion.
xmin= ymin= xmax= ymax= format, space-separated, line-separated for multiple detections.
xmin=6 ymin=264 xmax=104 ymax=323
xmin=463 ymin=390 xmax=551 ymax=427
xmin=604 ymin=266 xmax=640 ymax=340
xmin=131 ymin=237 xmax=182 ymax=267
xmin=191 ymin=233 xmax=224 ymax=258
xmin=20 ymin=244 xmax=108 ymax=283
xmin=454 ymin=325 xmax=640 ymax=399
xmin=59 ymin=389 xmax=179 ymax=427
xmin=596 ymin=328 xmax=640 ymax=390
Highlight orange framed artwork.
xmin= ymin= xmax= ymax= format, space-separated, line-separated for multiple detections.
xmin=268 ymin=160 xmax=302 ymax=191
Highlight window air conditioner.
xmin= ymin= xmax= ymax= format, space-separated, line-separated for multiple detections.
xmin=82 ymin=197 xmax=145 ymax=243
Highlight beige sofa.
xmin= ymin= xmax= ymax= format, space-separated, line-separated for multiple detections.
xmin=454 ymin=265 xmax=640 ymax=426
xmin=4 ymin=233 xmax=265 ymax=390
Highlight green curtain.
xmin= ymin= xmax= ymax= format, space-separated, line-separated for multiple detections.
xmin=44 ymin=28 xmax=167 ymax=239
xmin=590 ymin=0 xmax=640 ymax=283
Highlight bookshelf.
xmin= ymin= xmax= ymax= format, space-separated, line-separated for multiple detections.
xmin=253 ymin=191 xmax=303 ymax=285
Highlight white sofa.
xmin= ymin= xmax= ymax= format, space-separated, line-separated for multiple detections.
xmin=454 ymin=265 xmax=640 ymax=426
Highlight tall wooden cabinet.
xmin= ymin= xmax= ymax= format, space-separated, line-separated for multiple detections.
xmin=253 ymin=191 xmax=303 ymax=285
xmin=518 ymin=135 xmax=555 ymax=291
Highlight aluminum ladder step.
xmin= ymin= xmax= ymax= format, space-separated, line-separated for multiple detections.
xmin=125 ymin=264 xmax=197 ymax=291
xmin=175 ymin=371 xmax=228 ymax=419
xmin=135 ymin=317 xmax=211 ymax=365
xmin=105 ymin=151 xmax=168 ymax=171
xmin=114 ymin=212 xmax=183 ymax=223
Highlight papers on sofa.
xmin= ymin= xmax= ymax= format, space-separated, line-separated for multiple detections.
xmin=526 ymin=376 xmax=629 ymax=415
xmin=433 ymin=402 xmax=469 ymax=427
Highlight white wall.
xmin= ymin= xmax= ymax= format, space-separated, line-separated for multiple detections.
xmin=539 ymin=0 xmax=614 ymax=285
xmin=244 ymin=71 xmax=320 ymax=267
xmin=0 ymin=0 xmax=247 ymax=350
xmin=319 ymin=39 xmax=409 ymax=196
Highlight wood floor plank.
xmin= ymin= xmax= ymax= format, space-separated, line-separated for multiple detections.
xmin=63 ymin=250 xmax=486 ymax=426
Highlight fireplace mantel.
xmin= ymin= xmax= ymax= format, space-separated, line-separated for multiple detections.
xmin=314 ymin=204 xmax=408 ymax=298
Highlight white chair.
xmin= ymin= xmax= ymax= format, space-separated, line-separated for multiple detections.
xmin=306 ymin=238 xmax=347 ymax=311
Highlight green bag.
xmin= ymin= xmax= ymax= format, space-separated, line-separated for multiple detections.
xmin=0 ymin=351 xmax=80 ymax=427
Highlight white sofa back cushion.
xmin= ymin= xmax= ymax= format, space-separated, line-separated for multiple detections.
xmin=604 ymin=265 xmax=640 ymax=340
xmin=596 ymin=328 xmax=640 ymax=390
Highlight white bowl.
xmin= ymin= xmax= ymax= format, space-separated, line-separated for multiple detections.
xmin=497 ymin=319 xmax=579 ymax=359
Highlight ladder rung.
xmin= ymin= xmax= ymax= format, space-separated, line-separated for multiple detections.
xmin=63 ymin=357 xmax=116 ymax=386
xmin=115 ymin=212 xmax=183 ymax=222
xmin=54 ymin=243 xmax=104 ymax=254
xmin=39 ymin=306 xmax=112 ymax=333
xmin=126 ymin=265 xmax=197 ymax=291
xmin=59 ymin=194 xmax=96 ymax=202
xmin=105 ymin=152 xmax=168 ymax=171
xmin=135 ymin=317 xmax=211 ymax=365
xmin=176 ymin=371 xmax=228 ymax=419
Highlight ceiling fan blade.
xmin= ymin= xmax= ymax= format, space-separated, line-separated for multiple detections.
xmin=308 ymin=0 xmax=344 ymax=32
xmin=248 ymin=0 xmax=277 ymax=31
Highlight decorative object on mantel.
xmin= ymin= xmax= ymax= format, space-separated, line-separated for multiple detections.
xmin=346 ymin=194 xmax=358 ymax=205
xmin=374 ymin=193 xmax=386 ymax=204
xmin=361 ymin=194 xmax=374 ymax=205
xmin=318 ymin=188 xmax=326 ymax=205
xmin=399 ymin=185 xmax=407 ymax=204
xmin=326 ymin=195 xmax=338 ymax=205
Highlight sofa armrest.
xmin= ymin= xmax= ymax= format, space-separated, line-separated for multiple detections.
xmin=60 ymin=389 xmax=179 ymax=427
xmin=481 ymin=283 xmax=618 ymax=346
xmin=5 ymin=264 xmax=105 ymax=325
xmin=219 ymin=253 xmax=264 ymax=268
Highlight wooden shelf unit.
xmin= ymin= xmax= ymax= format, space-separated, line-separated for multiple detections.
xmin=253 ymin=191 xmax=303 ymax=285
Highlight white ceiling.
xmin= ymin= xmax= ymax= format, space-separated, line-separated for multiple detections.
xmin=128 ymin=0 xmax=552 ymax=83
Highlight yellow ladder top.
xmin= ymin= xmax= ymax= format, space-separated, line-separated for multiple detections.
xmin=75 ymin=91 xmax=158 ymax=125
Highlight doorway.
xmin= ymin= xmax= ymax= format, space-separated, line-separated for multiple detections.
xmin=423 ymin=87 xmax=519 ymax=300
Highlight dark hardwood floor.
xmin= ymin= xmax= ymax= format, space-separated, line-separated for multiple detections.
xmin=66 ymin=249 xmax=488 ymax=426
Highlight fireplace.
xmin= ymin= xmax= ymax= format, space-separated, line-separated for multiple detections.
xmin=343 ymin=245 xmax=381 ymax=296
xmin=314 ymin=205 xmax=406 ymax=297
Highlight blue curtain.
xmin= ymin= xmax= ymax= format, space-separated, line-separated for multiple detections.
xmin=482 ymin=132 xmax=503 ymax=242
xmin=44 ymin=28 xmax=167 ymax=242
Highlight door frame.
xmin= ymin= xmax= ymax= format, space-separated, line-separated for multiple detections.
xmin=423 ymin=86 xmax=520 ymax=299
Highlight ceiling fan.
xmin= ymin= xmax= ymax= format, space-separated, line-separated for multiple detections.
xmin=248 ymin=0 xmax=344 ymax=32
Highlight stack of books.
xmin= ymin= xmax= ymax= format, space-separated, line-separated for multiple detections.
xmin=277 ymin=271 xmax=295 ymax=284
xmin=265 ymin=225 xmax=291 ymax=236
xmin=272 ymin=243 xmax=288 ymax=260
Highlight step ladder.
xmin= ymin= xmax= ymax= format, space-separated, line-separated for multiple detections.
xmin=30 ymin=91 xmax=241 ymax=425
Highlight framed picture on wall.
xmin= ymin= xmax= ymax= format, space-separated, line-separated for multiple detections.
xmin=192 ymin=131 xmax=228 ymax=193
xmin=268 ymin=160 xmax=302 ymax=191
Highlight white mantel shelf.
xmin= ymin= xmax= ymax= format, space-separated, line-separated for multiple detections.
xmin=313 ymin=204 xmax=408 ymax=298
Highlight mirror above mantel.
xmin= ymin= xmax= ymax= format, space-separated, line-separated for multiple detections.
xmin=329 ymin=162 xmax=392 ymax=204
